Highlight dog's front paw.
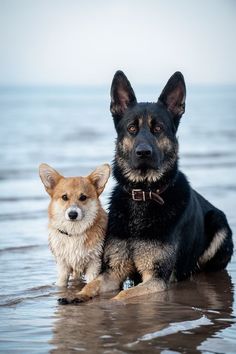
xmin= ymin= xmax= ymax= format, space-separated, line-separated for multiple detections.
xmin=58 ymin=294 xmax=91 ymax=305
xmin=58 ymin=297 xmax=70 ymax=305
xmin=112 ymin=289 xmax=127 ymax=301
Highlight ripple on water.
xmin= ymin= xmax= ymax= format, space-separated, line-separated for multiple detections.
xmin=0 ymin=86 xmax=236 ymax=353
xmin=138 ymin=315 xmax=213 ymax=341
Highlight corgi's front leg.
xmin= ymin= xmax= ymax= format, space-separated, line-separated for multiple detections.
xmin=56 ymin=262 xmax=70 ymax=287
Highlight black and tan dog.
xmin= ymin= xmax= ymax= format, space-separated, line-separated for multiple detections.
xmin=59 ymin=71 xmax=233 ymax=303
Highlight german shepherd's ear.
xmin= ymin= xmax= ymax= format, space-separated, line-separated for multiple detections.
xmin=39 ymin=163 xmax=63 ymax=196
xmin=88 ymin=164 xmax=111 ymax=196
xmin=158 ymin=72 xmax=186 ymax=129
xmin=110 ymin=71 xmax=137 ymax=127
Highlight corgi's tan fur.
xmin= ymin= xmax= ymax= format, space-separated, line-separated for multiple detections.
xmin=39 ymin=163 xmax=110 ymax=287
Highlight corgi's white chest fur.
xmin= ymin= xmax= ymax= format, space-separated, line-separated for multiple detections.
xmin=49 ymin=227 xmax=103 ymax=286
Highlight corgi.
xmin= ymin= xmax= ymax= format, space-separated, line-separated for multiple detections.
xmin=39 ymin=163 xmax=110 ymax=287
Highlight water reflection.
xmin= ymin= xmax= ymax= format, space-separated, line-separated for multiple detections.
xmin=0 ymin=86 xmax=236 ymax=353
xmin=51 ymin=271 xmax=234 ymax=353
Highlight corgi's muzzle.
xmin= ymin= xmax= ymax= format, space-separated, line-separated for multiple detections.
xmin=65 ymin=205 xmax=83 ymax=221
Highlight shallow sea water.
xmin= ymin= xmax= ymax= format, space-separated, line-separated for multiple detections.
xmin=0 ymin=85 xmax=236 ymax=353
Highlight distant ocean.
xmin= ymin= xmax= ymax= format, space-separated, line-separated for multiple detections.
xmin=0 ymin=85 xmax=236 ymax=353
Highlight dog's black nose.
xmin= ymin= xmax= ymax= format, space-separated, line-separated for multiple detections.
xmin=68 ymin=211 xmax=78 ymax=220
xmin=135 ymin=143 xmax=152 ymax=158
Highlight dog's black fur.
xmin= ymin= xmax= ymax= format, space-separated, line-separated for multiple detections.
xmin=59 ymin=71 xmax=233 ymax=303
xmin=106 ymin=70 xmax=233 ymax=279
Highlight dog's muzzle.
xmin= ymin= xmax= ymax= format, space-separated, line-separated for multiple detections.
xmin=65 ymin=206 xmax=83 ymax=221
xmin=135 ymin=143 xmax=153 ymax=158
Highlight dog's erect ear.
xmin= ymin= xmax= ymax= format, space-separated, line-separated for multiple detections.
xmin=158 ymin=72 xmax=186 ymax=128
xmin=110 ymin=70 xmax=137 ymax=126
xmin=88 ymin=164 xmax=111 ymax=196
xmin=39 ymin=163 xmax=63 ymax=195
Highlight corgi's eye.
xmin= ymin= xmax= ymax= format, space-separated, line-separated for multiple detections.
xmin=128 ymin=124 xmax=138 ymax=135
xmin=62 ymin=194 xmax=68 ymax=201
xmin=79 ymin=194 xmax=87 ymax=202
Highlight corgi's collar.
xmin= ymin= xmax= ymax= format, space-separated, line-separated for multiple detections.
xmin=58 ymin=229 xmax=71 ymax=237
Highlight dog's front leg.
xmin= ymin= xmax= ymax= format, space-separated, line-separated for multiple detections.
xmin=84 ymin=258 xmax=102 ymax=283
xmin=112 ymin=268 xmax=171 ymax=301
xmin=112 ymin=278 xmax=167 ymax=301
xmin=58 ymin=271 xmax=121 ymax=304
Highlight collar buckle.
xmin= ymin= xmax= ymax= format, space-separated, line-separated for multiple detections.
xmin=131 ymin=189 xmax=144 ymax=201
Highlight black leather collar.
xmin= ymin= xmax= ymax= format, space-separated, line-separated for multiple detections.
xmin=123 ymin=184 xmax=169 ymax=205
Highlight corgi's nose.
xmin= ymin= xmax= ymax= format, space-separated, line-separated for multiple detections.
xmin=65 ymin=205 xmax=83 ymax=221
xmin=68 ymin=210 xmax=78 ymax=220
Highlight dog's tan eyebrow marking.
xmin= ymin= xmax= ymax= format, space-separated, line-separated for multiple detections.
xmin=138 ymin=117 xmax=143 ymax=128
xmin=147 ymin=115 xmax=153 ymax=128
xmin=139 ymin=116 xmax=151 ymax=129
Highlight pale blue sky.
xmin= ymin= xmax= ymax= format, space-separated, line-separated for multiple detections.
xmin=0 ymin=0 xmax=235 ymax=85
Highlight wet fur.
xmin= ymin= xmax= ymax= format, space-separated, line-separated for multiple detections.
xmin=39 ymin=163 xmax=110 ymax=286
xmin=59 ymin=71 xmax=233 ymax=304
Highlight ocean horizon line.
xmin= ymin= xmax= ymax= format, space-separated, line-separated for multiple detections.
xmin=0 ymin=83 xmax=236 ymax=94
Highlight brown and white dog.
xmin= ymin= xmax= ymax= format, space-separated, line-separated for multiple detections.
xmin=39 ymin=163 xmax=110 ymax=287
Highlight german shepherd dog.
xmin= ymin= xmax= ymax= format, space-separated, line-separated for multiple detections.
xmin=59 ymin=71 xmax=233 ymax=304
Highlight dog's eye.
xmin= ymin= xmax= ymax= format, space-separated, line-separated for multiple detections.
xmin=128 ymin=125 xmax=138 ymax=134
xmin=79 ymin=194 xmax=87 ymax=202
xmin=153 ymin=125 xmax=162 ymax=133
xmin=62 ymin=194 xmax=68 ymax=201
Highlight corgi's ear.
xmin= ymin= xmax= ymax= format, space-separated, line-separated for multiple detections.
xmin=88 ymin=164 xmax=111 ymax=196
xmin=39 ymin=163 xmax=63 ymax=195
